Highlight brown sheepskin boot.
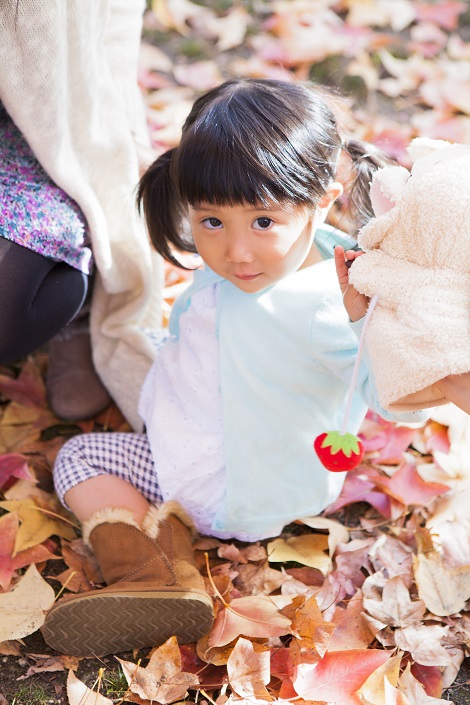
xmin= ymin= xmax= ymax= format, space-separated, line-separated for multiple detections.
xmin=41 ymin=502 xmax=214 ymax=656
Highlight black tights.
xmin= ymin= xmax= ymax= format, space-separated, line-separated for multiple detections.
xmin=0 ymin=239 xmax=89 ymax=364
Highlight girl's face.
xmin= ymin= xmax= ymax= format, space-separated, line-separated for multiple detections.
xmin=188 ymin=184 xmax=342 ymax=293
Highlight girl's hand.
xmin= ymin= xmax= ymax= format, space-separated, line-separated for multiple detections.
xmin=334 ymin=245 xmax=369 ymax=322
xmin=434 ymin=373 xmax=470 ymax=414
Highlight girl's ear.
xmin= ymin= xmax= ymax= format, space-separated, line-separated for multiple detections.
xmin=318 ymin=182 xmax=344 ymax=210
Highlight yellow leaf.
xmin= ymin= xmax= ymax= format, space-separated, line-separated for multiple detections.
xmin=299 ymin=515 xmax=350 ymax=556
xmin=358 ymin=652 xmax=403 ymax=705
xmin=267 ymin=534 xmax=330 ymax=573
xmin=0 ymin=497 xmax=76 ymax=554
xmin=0 ymin=565 xmax=55 ymax=641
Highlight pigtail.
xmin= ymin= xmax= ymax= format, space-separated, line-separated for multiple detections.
xmin=136 ymin=148 xmax=197 ymax=269
xmin=342 ymin=138 xmax=396 ymax=229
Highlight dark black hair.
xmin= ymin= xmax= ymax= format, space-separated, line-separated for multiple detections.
xmin=137 ymin=78 xmax=392 ymax=268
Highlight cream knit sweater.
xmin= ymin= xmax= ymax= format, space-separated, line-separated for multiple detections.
xmin=0 ymin=0 xmax=163 ymax=430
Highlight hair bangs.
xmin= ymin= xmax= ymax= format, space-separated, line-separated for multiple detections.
xmin=173 ymin=95 xmax=313 ymax=208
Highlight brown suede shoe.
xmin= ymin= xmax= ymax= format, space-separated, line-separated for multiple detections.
xmin=41 ymin=504 xmax=214 ymax=656
xmin=46 ymin=324 xmax=111 ymax=421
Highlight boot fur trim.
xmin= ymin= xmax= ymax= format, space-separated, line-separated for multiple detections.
xmin=82 ymin=507 xmax=140 ymax=545
xmin=142 ymin=501 xmax=197 ymax=540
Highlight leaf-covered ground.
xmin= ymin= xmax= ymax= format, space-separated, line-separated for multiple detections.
xmin=1 ymin=1 xmax=470 ymax=703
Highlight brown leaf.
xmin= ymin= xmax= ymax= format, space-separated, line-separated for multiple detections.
xmin=363 ymin=576 xmax=426 ymax=628
xmin=0 ymin=640 xmax=22 ymax=656
xmin=196 ymin=632 xmax=237 ymax=665
xmin=235 ymin=563 xmax=289 ymax=596
xmin=17 ymin=653 xmax=66 ymax=680
xmin=414 ymin=546 xmax=470 ymax=617
xmin=118 ymin=635 xmax=199 ymax=703
xmin=289 ymin=595 xmax=335 ymax=665
xmin=53 ymin=539 xmax=103 ymax=593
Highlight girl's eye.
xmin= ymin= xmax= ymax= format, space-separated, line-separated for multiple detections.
xmin=202 ymin=217 xmax=223 ymax=229
xmin=253 ymin=217 xmax=273 ymax=230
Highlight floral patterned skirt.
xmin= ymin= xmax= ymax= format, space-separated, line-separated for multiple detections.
xmin=0 ymin=102 xmax=92 ymax=274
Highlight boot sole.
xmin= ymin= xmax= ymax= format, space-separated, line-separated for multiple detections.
xmin=41 ymin=590 xmax=214 ymax=656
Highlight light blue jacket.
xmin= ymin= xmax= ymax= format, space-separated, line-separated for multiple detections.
xmin=170 ymin=227 xmax=426 ymax=538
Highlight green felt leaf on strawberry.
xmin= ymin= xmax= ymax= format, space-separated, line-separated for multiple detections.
xmin=314 ymin=431 xmax=364 ymax=472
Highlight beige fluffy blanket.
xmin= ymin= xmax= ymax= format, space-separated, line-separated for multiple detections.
xmin=349 ymin=138 xmax=470 ymax=412
xmin=0 ymin=0 xmax=163 ymax=430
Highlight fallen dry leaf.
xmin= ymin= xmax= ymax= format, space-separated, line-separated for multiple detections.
xmin=118 ymin=635 xmax=199 ymax=703
xmin=67 ymin=670 xmax=113 ymax=705
xmin=208 ymin=595 xmax=292 ymax=648
xmin=0 ymin=359 xmax=46 ymax=408
xmin=287 ymin=595 xmax=335 ymax=665
xmin=0 ymin=564 xmax=55 ymax=641
xmin=413 ymin=547 xmax=470 ymax=617
xmin=327 ymin=590 xmax=375 ymax=651
xmin=0 ymin=511 xmax=58 ymax=590
xmin=358 ymin=651 xmax=403 ymax=705
xmin=267 ymin=533 xmax=330 ymax=573
xmin=0 ymin=453 xmax=35 ymax=488
xmin=226 ymin=637 xmax=271 ymax=700
xmin=374 ymin=462 xmax=450 ymax=507
xmin=363 ymin=575 xmax=426 ymax=628
xmin=0 ymin=497 xmax=76 ymax=554
xmin=293 ymin=648 xmax=391 ymax=705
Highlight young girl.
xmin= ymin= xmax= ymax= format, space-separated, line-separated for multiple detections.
xmin=42 ymin=78 xmax=427 ymax=657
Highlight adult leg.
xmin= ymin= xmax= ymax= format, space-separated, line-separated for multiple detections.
xmin=0 ymin=238 xmax=111 ymax=419
xmin=42 ymin=431 xmax=213 ymax=656
xmin=0 ymin=238 xmax=87 ymax=363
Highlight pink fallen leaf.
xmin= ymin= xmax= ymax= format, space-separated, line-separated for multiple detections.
xmin=374 ymin=462 xmax=450 ymax=506
xmin=208 ymin=595 xmax=291 ymax=648
xmin=173 ymin=61 xmax=223 ymax=91
xmin=410 ymin=663 xmax=443 ymax=699
xmin=414 ymin=1 xmax=467 ymax=30
xmin=424 ymin=421 xmax=450 ymax=456
xmin=327 ymin=590 xmax=375 ymax=651
xmin=227 ymin=637 xmax=271 ymax=700
xmin=324 ymin=468 xmax=392 ymax=517
xmin=0 ymin=454 xmax=35 ymax=488
xmin=372 ymin=426 xmax=419 ymax=464
xmin=0 ymin=360 xmax=46 ymax=408
xmin=270 ymin=647 xmax=295 ymax=683
xmin=293 ymin=648 xmax=391 ymax=705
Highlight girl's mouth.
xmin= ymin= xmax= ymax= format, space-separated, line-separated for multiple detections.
xmin=234 ymin=273 xmax=261 ymax=281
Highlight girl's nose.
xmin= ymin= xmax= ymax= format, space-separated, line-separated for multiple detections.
xmin=226 ymin=233 xmax=255 ymax=263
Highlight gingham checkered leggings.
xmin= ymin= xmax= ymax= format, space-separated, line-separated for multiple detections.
xmin=53 ymin=432 xmax=163 ymax=508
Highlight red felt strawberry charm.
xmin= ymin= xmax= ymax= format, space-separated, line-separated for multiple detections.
xmin=314 ymin=431 xmax=364 ymax=472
